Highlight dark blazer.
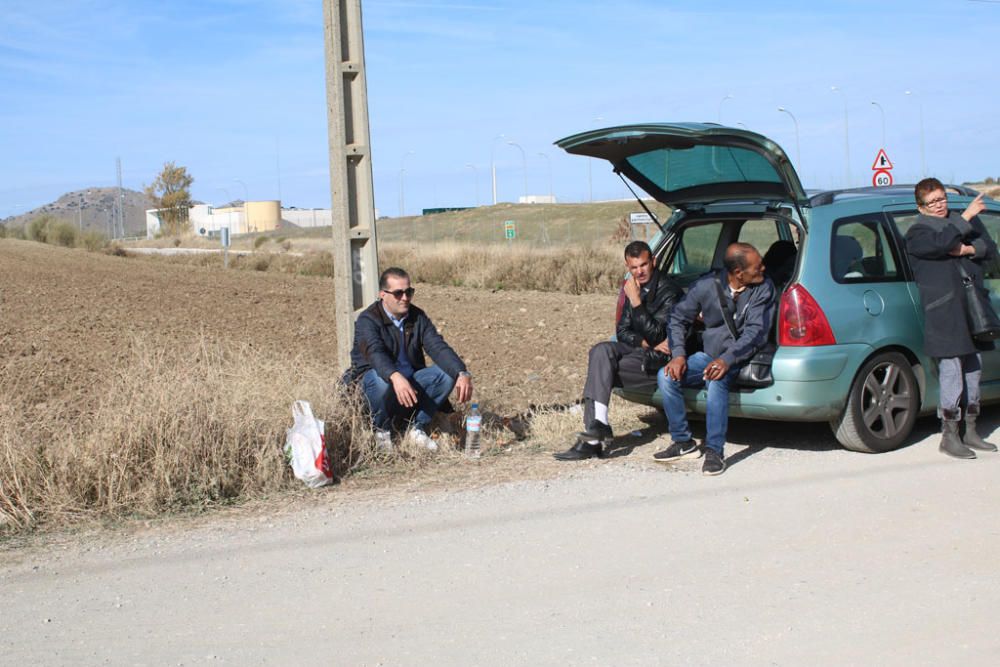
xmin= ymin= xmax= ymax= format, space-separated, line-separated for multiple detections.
xmin=346 ymin=301 xmax=467 ymax=382
xmin=905 ymin=211 xmax=998 ymax=357
xmin=616 ymin=269 xmax=683 ymax=348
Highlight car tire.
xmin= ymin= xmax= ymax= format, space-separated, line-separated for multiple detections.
xmin=831 ymin=351 xmax=919 ymax=453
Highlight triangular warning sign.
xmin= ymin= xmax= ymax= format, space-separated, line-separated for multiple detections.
xmin=871 ymin=149 xmax=893 ymax=171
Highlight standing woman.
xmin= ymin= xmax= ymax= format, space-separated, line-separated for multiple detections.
xmin=905 ymin=178 xmax=998 ymax=458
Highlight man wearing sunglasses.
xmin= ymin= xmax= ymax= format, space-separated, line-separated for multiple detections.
xmin=905 ymin=178 xmax=997 ymax=459
xmin=345 ymin=267 xmax=472 ymax=451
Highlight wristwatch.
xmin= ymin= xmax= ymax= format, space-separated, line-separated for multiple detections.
xmin=458 ymin=371 xmax=472 ymax=379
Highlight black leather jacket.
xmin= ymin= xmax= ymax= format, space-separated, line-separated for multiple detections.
xmin=616 ymin=269 xmax=683 ymax=348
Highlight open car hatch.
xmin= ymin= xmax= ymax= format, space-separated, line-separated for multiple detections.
xmin=555 ymin=123 xmax=807 ymax=211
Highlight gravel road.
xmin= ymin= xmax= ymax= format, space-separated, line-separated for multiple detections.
xmin=4 ymin=418 xmax=1000 ymax=666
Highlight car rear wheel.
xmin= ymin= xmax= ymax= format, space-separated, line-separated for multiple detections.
xmin=831 ymin=351 xmax=918 ymax=453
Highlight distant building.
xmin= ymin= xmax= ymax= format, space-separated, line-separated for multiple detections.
xmin=144 ymin=201 xmax=338 ymax=239
xmin=518 ymin=195 xmax=557 ymax=204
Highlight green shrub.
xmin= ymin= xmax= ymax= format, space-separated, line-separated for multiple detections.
xmin=78 ymin=230 xmax=108 ymax=252
xmin=27 ymin=215 xmax=56 ymax=243
xmin=50 ymin=221 xmax=78 ymax=247
xmin=253 ymin=235 xmax=269 ymax=249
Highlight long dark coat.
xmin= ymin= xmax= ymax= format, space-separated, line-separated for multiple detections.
xmin=904 ymin=211 xmax=998 ymax=358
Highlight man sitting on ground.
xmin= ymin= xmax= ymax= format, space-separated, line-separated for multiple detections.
xmin=555 ymin=241 xmax=682 ymax=460
xmin=654 ymin=242 xmax=775 ymax=476
xmin=344 ymin=267 xmax=473 ymax=451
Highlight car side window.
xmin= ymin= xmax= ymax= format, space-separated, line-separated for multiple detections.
xmin=893 ymin=209 xmax=1000 ymax=280
xmin=668 ymin=222 xmax=724 ymax=285
xmin=831 ymin=218 xmax=900 ymax=283
xmin=974 ymin=211 xmax=1000 ymax=280
xmin=737 ymin=219 xmax=781 ymax=256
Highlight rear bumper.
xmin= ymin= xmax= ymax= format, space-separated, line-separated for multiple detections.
xmin=616 ymin=343 xmax=873 ymax=422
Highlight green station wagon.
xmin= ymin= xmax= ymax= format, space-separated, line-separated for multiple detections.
xmin=556 ymin=123 xmax=1000 ymax=453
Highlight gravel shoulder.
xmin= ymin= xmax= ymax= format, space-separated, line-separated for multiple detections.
xmin=3 ymin=421 xmax=1000 ymax=665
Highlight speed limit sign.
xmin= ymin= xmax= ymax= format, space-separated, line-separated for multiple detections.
xmin=872 ymin=169 xmax=893 ymax=187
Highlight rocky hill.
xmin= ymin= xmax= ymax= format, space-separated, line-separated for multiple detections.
xmin=1 ymin=188 xmax=154 ymax=237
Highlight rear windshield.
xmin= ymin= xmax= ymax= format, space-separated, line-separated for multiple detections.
xmin=626 ymin=145 xmax=783 ymax=193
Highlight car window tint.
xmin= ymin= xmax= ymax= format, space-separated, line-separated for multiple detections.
xmin=893 ymin=210 xmax=1000 ymax=280
xmin=832 ymin=219 xmax=900 ymax=283
xmin=626 ymin=145 xmax=782 ymax=193
xmin=669 ymin=223 xmax=724 ymax=283
xmin=737 ymin=219 xmax=780 ymax=256
xmin=891 ymin=212 xmax=919 ymax=236
xmin=975 ymin=211 xmax=1000 ymax=279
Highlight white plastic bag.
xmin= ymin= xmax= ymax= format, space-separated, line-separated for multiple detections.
xmin=284 ymin=400 xmax=333 ymax=488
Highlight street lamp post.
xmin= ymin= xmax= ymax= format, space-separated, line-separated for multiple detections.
xmin=870 ymin=101 xmax=886 ymax=149
xmin=490 ymin=134 xmax=505 ymax=205
xmin=537 ymin=152 xmax=553 ymax=199
xmin=507 ymin=141 xmax=527 ymax=202
xmin=904 ymin=90 xmax=926 ymax=178
xmin=777 ymin=106 xmax=802 ymax=168
xmin=830 ymin=86 xmax=851 ymax=187
xmin=399 ymin=150 xmax=415 ymax=217
xmin=464 ymin=164 xmax=479 ymax=206
xmin=588 ymin=116 xmax=603 ymax=202
xmin=718 ymin=94 xmax=733 ymax=123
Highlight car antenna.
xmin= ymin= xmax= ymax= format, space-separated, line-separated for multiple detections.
xmin=616 ymin=171 xmax=665 ymax=232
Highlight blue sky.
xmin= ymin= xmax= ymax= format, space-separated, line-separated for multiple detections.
xmin=2 ymin=0 xmax=998 ymax=218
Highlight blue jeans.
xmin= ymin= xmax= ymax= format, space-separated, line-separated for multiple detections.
xmin=361 ymin=366 xmax=455 ymax=431
xmin=657 ymin=351 xmax=736 ymax=455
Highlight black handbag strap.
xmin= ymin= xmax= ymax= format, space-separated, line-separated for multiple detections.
xmin=713 ymin=275 xmax=740 ymax=342
xmin=956 ymin=259 xmax=975 ymax=284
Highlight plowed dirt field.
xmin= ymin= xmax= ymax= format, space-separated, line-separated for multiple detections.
xmin=0 ymin=239 xmax=614 ymax=412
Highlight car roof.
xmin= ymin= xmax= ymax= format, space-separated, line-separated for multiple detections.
xmin=807 ymin=183 xmax=981 ymax=207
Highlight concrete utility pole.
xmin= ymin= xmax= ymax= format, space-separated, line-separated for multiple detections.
xmin=324 ymin=0 xmax=380 ymax=371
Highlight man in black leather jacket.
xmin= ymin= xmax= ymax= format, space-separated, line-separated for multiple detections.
xmin=555 ymin=241 xmax=682 ymax=460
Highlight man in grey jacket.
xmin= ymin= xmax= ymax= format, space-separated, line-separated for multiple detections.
xmin=653 ymin=242 xmax=775 ymax=476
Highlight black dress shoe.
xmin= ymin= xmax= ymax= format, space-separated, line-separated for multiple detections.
xmin=553 ymin=441 xmax=604 ymax=461
xmin=577 ymin=420 xmax=614 ymax=444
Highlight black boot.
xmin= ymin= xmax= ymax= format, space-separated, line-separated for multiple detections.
xmin=963 ymin=404 xmax=997 ymax=453
xmin=577 ymin=420 xmax=613 ymax=444
xmin=553 ymin=440 xmax=604 ymax=461
xmin=940 ymin=417 xmax=976 ymax=459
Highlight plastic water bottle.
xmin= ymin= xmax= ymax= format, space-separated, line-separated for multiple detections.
xmin=465 ymin=403 xmax=482 ymax=458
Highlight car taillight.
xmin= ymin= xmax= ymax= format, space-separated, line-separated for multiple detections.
xmin=615 ymin=282 xmax=627 ymax=326
xmin=778 ymin=283 xmax=836 ymax=346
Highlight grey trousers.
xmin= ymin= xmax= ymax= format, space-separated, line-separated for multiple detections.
xmin=582 ymin=341 xmax=657 ymax=427
xmin=937 ymin=353 xmax=982 ymax=419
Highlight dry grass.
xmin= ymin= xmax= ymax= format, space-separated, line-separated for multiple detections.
xmin=379 ymin=241 xmax=623 ymax=293
xmin=0 ymin=336 xmax=548 ymax=535
xmin=126 ymin=241 xmax=624 ymax=294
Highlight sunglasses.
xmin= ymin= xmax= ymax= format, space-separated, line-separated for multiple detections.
xmin=921 ymin=196 xmax=948 ymax=207
xmin=382 ymin=287 xmax=415 ymax=299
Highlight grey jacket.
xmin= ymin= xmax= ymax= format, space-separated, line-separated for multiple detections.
xmin=668 ymin=270 xmax=777 ymax=368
